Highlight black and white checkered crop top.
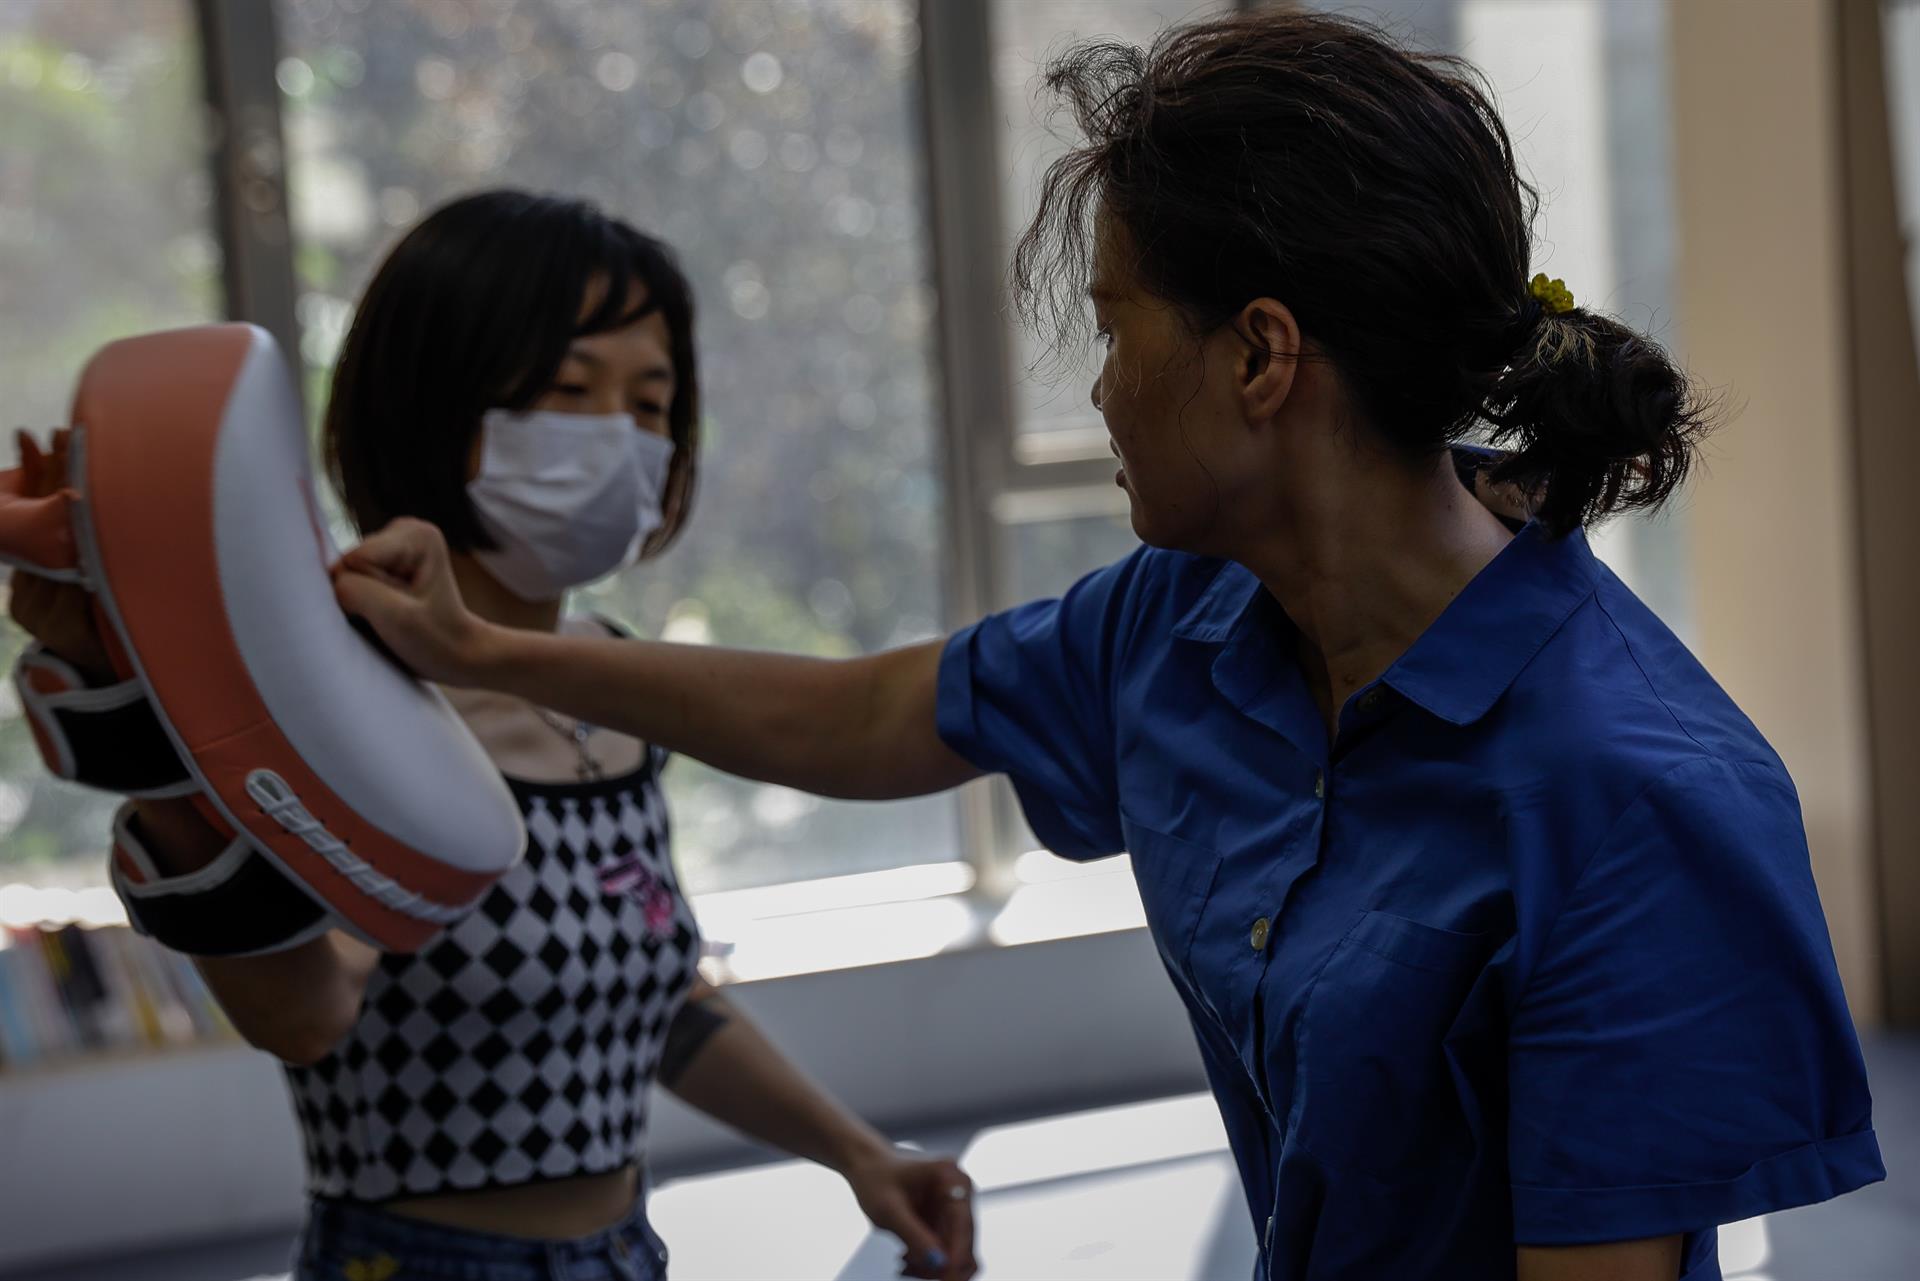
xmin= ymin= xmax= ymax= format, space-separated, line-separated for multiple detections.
xmin=284 ymin=748 xmax=702 ymax=1201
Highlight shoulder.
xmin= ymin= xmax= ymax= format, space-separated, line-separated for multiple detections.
xmin=972 ymin=545 xmax=1229 ymax=675
xmin=1609 ymin=753 xmax=1802 ymax=848
xmin=1066 ymin=543 xmax=1233 ymax=634
xmin=1510 ymin=574 xmax=1787 ymax=789
xmin=1488 ymin=574 xmax=1808 ymax=925
xmin=969 ymin=543 xmax=1209 ymax=638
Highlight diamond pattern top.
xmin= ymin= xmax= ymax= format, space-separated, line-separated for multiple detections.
xmin=285 ymin=748 xmax=701 ymax=1201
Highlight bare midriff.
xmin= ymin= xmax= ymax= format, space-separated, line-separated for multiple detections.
xmin=384 ymin=1164 xmax=640 ymax=1239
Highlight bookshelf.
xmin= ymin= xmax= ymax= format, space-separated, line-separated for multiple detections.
xmin=0 ymin=917 xmax=236 ymax=1073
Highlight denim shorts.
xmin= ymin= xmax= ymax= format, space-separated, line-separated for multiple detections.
xmin=291 ymin=1193 xmax=669 ymax=1281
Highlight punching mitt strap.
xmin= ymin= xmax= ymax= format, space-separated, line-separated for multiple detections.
xmin=13 ymin=643 xmax=196 ymax=798
xmin=111 ymin=802 xmax=332 ymax=957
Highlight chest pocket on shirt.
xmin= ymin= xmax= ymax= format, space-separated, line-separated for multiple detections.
xmin=1120 ymin=816 xmax=1221 ymax=979
xmin=1291 ymin=909 xmax=1500 ymax=1179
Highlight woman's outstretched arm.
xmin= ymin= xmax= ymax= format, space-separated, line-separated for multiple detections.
xmin=334 ymin=518 xmax=980 ymax=800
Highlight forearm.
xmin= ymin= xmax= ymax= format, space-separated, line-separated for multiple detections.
xmin=130 ymin=797 xmax=377 ymax=1065
xmin=474 ymin=631 xmax=977 ymax=800
xmin=661 ymin=986 xmax=891 ymax=1175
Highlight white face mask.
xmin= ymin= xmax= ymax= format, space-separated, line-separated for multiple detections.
xmin=466 ymin=408 xmax=676 ymax=601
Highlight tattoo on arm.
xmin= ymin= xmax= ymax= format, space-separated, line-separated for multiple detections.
xmin=659 ymin=992 xmax=732 ymax=1088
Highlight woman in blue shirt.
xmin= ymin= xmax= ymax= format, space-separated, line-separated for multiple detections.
xmin=336 ymin=10 xmax=1883 ymax=1279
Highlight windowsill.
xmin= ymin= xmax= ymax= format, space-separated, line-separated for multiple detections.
xmin=695 ymin=854 xmax=1146 ymax=985
xmin=1 ymin=854 xmax=1149 ymax=990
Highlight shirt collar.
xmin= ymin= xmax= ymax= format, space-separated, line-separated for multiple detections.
xmin=1381 ymin=522 xmax=1602 ymax=725
xmin=1170 ymin=524 xmax=1603 ymax=725
xmin=1171 ymin=559 xmax=1265 ymax=643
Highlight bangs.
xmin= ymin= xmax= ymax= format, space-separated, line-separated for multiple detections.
xmin=574 ymin=227 xmax=676 ymax=339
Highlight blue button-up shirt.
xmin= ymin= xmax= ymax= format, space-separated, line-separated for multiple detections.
xmin=937 ymin=524 xmax=1881 ymax=1281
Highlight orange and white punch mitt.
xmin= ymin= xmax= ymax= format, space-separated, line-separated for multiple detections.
xmin=0 ymin=324 xmax=525 ymax=954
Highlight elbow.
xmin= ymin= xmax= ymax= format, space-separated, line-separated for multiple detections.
xmin=199 ymin=931 xmax=376 ymax=1068
xmin=246 ymin=1012 xmax=352 ymax=1067
xmin=263 ymin=1024 xmax=349 ymax=1068
xmin=233 ymin=989 xmax=360 ymax=1067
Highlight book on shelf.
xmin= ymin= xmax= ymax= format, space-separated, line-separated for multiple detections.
xmin=0 ymin=923 xmax=232 ymax=1071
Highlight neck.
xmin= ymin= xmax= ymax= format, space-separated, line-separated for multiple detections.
xmin=450 ymin=553 xmax=565 ymax=635
xmin=1233 ymin=448 xmax=1514 ymax=729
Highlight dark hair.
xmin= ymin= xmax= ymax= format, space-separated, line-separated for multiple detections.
xmin=324 ymin=189 xmax=700 ymax=556
xmin=1012 ymin=11 xmax=1711 ymax=536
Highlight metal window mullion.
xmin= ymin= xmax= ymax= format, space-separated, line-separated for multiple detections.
xmin=1000 ymin=456 xmax=1126 ymax=494
xmin=932 ymin=0 xmax=1272 ymax=891
xmin=195 ymin=0 xmax=303 ymax=406
xmin=918 ymin=0 xmax=1025 ymax=897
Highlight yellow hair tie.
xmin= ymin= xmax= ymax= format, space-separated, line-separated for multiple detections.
xmin=344 ymin=1256 xmax=400 ymax=1281
xmin=1529 ymin=272 xmax=1576 ymax=315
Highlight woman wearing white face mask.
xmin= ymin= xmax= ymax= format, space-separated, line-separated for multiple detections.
xmin=8 ymin=189 xmax=977 ymax=1281
xmin=463 ymin=406 xmax=678 ymax=604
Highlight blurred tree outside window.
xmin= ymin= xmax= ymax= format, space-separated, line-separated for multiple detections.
xmin=0 ymin=0 xmax=220 ymax=887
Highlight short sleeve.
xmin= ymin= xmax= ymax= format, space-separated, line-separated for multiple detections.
xmin=1508 ymin=756 xmax=1884 ymax=1244
xmin=936 ymin=552 xmax=1146 ymax=860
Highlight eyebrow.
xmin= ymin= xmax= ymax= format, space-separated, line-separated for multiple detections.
xmin=1089 ymin=284 xmax=1123 ymax=304
xmin=565 ymin=344 xmax=674 ymax=383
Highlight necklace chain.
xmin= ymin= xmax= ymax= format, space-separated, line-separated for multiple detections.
xmin=531 ymin=706 xmax=605 ymax=782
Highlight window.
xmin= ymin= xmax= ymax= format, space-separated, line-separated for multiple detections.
xmin=0 ymin=0 xmax=1686 ymax=918
xmin=991 ymin=0 xmax=1233 ymax=451
xmin=970 ymin=0 xmax=1244 ymax=607
xmin=0 ymin=0 xmax=219 ymax=885
xmin=0 ymin=0 xmax=1227 ymax=914
xmin=277 ymin=0 xmax=955 ymax=895
xmin=1002 ymin=509 xmax=1140 ymax=605
xmin=1456 ymin=0 xmax=1688 ymax=630
xmin=959 ymin=2 xmax=1230 ymax=875
xmin=1312 ymin=0 xmax=1691 ymax=633
xmin=974 ymin=2 xmax=1240 ymax=608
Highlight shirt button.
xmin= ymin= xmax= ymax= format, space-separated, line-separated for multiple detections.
xmin=1359 ymin=688 xmax=1383 ymax=713
xmin=1250 ymin=916 xmax=1271 ymax=951
xmin=1313 ymin=771 xmax=1326 ymax=800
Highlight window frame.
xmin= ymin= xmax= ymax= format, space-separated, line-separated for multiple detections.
xmin=918 ymin=0 xmax=1260 ymax=893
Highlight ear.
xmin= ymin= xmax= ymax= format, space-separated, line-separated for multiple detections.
xmin=1234 ymin=298 xmax=1300 ymax=424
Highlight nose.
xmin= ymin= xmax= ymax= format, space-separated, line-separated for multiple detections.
xmin=1089 ymin=376 xmax=1103 ymax=413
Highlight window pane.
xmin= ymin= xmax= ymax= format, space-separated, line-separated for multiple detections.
xmin=277 ymin=0 xmax=955 ymax=895
xmin=1002 ymin=511 xmax=1140 ymax=606
xmin=1458 ymin=0 xmax=1688 ymax=633
xmin=992 ymin=0 xmax=1232 ymax=438
xmin=1307 ymin=0 xmax=1691 ymax=635
xmin=0 ymin=0 xmax=219 ymax=886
